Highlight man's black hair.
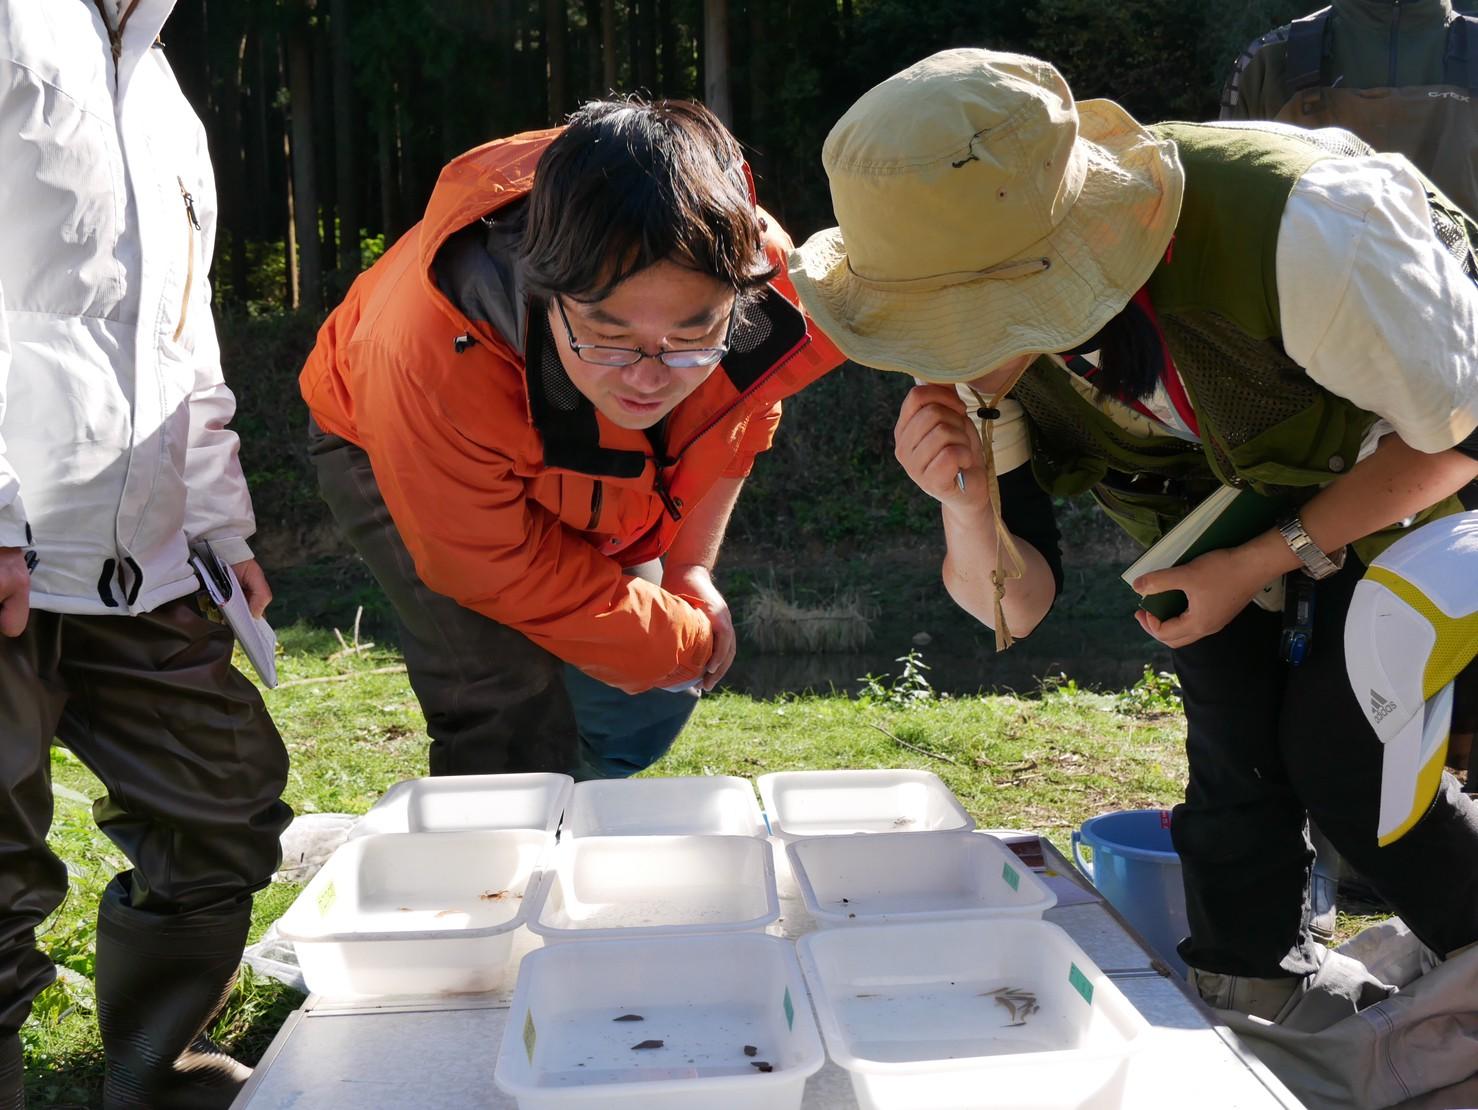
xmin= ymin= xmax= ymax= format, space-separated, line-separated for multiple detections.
xmin=520 ymin=97 xmax=778 ymax=303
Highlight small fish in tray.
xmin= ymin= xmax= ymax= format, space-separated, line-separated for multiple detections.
xmin=981 ymin=985 xmax=1040 ymax=1027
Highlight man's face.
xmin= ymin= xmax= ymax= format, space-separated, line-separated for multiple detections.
xmin=548 ymin=260 xmax=738 ymax=431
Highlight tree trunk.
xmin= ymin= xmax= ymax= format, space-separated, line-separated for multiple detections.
xmin=287 ymin=26 xmax=321 ymax=309
xmin=314 ymin=22 xmax=336 ymax=270
xmin=223 ymin=30 xmax=249 ymax=306
xmin=545 ymin=0 xmax=568 ymax=121
xmin=704 ymin=0 xmax=732 ymax=124
xmin=330 ymin=0 xmax=360 ymax=277
xmin=600 ymin=0 xmax=616 ymax=90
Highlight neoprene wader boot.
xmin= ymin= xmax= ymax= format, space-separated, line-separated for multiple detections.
xmin=0 ymin=1034 xmax=24 ymax=1109
xmin=95 ymin=878 xmax=253 ymax=1109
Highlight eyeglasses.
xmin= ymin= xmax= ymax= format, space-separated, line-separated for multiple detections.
xmin=553 ymin=295 xmax=739 ymax=370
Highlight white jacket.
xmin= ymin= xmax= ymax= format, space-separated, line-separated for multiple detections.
xmin=0 ymin=0 xmax=256 ymax=616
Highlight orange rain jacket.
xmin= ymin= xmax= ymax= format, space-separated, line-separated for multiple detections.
xmin=300 ymin=130 xmax=843 ymax=692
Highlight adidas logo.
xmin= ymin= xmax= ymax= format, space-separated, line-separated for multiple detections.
xmin=1370 ymin=690 xmax=1397 ymax=724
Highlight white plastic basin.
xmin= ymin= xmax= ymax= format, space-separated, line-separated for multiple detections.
xmin=277 ymin=829 xmax=546 ymax=998
xmin=348 ymin=772 xmax=572 ymax=838
xmin=757 ymin=769 xmax=975 ymax=841
xmin=528 ymin=835 xmax=778 ymax=943
xmin=563 ymin=776 xmax=764 ymax=838
xmin=787 ymin=830 xmax=1056 ymax=926
xmin=495 ymin=932 xmax=824 ymax=1110
xmin=797 ymin=918 xmax=1149 ymax=1110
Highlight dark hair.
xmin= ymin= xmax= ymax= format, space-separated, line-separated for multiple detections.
xmin=1060 ymin=301 xmax=1161 ymax=402
xmin=520 ymin=97 xmax=778 ymax=303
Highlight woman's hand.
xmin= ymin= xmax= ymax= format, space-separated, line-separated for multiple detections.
xmin=894 ymin=385 xmax=992 ymax=514
xmin=231 ymin=558 xmax=274 ymax=619
xmin=1131 ymin=548 xmax=1271 ymax=649
xmin=664 ymin=563 xmax=735 ymax=691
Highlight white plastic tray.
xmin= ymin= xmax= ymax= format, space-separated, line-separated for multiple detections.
xmin=563 ymin=776 xmax=765 ymax=838
xmin=528 ymin=834 xmax=778 ymax=943
xmin=349 ymin=773 xmax=572 ymax=838
xmin=797 ymin=918 xmax=1149 ymax=1110
xmin=757 ymin=769 xmax=975 ymax=842
xmin=277 ymin=829 xmax=546 ymax=998
xmin=495 ymin=932 xmax=824 ymax=1110
xmin=787 ymin=830 xmax=1057 ymax=926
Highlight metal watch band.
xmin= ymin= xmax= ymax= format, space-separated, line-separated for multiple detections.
xmin=1277 ymin=515 xmax=1343 ymax=580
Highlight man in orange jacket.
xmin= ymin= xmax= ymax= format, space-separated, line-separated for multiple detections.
xmin=300 ymin=99 xmax=841 ymax=778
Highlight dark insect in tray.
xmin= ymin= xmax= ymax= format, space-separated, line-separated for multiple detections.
xmin=630 ymin=1039 xmax=664 ymax=1050
xmin=751 ymin=1061 xmax=773 ymax=1072
xmin=612 ymin=1014 xmax=644 ymax=1022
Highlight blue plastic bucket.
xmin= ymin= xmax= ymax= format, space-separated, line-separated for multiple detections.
xmin=1072 ymin=809 xmax=1189 ymax=977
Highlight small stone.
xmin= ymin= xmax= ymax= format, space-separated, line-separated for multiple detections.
xmin=743 ymin=1045 xmax=758 ymax=1057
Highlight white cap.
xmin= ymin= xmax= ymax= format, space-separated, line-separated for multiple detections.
xmin=1345 ymin=512 xmax=1478 ymax=846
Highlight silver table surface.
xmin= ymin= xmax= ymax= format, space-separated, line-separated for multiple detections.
xmin=234 ymin=836 xmax=1303 ymax=1109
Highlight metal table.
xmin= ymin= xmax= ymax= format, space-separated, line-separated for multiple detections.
xmin=234 ymin=835 xmax=1302 ymax=1109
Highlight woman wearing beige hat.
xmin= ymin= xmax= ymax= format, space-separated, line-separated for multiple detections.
xmin=791 ymin=49 xmax=1478 ymax=1020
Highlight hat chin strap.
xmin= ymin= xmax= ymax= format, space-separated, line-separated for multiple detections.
xmin=969 ymin=358 xmax=1034 ymax=652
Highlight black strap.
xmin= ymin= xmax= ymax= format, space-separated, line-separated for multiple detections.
xmin=1445 ymin=13 xmax=1478 ymax=92
xmin=1284 ymin=7 xmax=1334 ymax=98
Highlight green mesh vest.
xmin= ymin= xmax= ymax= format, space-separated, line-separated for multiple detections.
xmin=1012 ymin=120 xmax=1472 ymax=561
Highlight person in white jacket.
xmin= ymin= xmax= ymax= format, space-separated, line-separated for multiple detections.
xmin=0 ymin=3 xmax=292 ymax=1106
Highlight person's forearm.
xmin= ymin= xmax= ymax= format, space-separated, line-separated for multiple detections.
xmin=939 ymin=500 xmax=1057 ymax=638
xmin=1233 ymin=437 xmax=1478 ymax=580
xmin=665 ymin=475 xmax=745 ymax=571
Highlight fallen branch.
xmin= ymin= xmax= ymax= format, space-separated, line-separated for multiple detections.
xmin=868 ymin=722 xmax=961 ymax=766
xmin=275 ymin=665 xmax=408 ymax=689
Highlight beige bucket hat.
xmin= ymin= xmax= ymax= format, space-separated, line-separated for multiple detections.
xmin=790 ymin=49 xmax=1185 ymax=383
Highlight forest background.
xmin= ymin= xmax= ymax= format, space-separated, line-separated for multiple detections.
xmin=177 ymin=0 xmax=1389 ymax=692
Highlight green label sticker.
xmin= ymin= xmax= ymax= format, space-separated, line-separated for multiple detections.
xmin=1002 ymin=862 xmax=1020 ymax=891
xmin=783 ymin=987 xmax=795 ymax=1031
xmin=523 ymin=1010 xmax=537 ymax=1063
xmin=315 ymin=880 xmax=337 ymax=917
xmin=1069 ymin=963 xmax=1094 ymax=1006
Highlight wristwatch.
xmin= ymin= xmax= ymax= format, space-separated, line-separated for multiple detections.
xmin=1277 ymin=515 xmax=1345 ymax=580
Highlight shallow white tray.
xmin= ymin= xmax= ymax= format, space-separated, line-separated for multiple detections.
xmin=757 ymin=769 xmax=974 ymax=842
xmin=277 ymin=829 xmax=546 ymax=998
xmin=495 ymin=932 xmax=824 ymax=1110
xmin=563 ymin=775 xmax=765 ymax=838
xmin=528 ymin=834 xmax=779 ymax=942
xmin=787 ymin=830 xmax=1056 ymax=927
xmin=797 ymin=918 xmax=1149 ymax=1110
xmin=349 ymin=773 xmax=572 ymax=838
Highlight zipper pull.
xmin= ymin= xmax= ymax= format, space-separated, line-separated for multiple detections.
xmin=652 ymin=468 xmax=683 ymax=521
xmin=177 ymin=177 xmax=201 ymax=230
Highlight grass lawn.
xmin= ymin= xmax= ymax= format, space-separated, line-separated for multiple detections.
xmin=20 ymin=628 xmax=1368 ymax=1107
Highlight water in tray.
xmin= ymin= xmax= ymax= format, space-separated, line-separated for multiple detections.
xmin=840 ymin=979 xmax=1071 ymax=1063
xmin=536 ymin=1001 xmax=778 ymax=1087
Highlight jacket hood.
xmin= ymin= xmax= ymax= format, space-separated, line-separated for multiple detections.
xmin=415 ymin=129 xmax=560 ymax=353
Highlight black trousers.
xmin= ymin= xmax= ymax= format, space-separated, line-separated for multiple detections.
xmin=0 ymin=598 xmax=292 ymax=1036
xmin=1170 ymin=556 xmax=1478 ymax=977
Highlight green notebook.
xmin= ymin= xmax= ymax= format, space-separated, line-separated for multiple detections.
xmin=1121 ymin=485 xmax=1288 ymax=621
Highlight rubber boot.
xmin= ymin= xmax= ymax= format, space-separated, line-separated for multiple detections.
xmin=0 ymin=1033 xmax=24 ymax=1110
xmin=95 ymin=878 xmax=252 ymax=1110
xmin=1307 ymin=822 xmax=1339 ymax=944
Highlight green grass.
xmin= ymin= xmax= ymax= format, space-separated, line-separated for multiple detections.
xmin=18 ymin=631 xmax=1366 ymax=1106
